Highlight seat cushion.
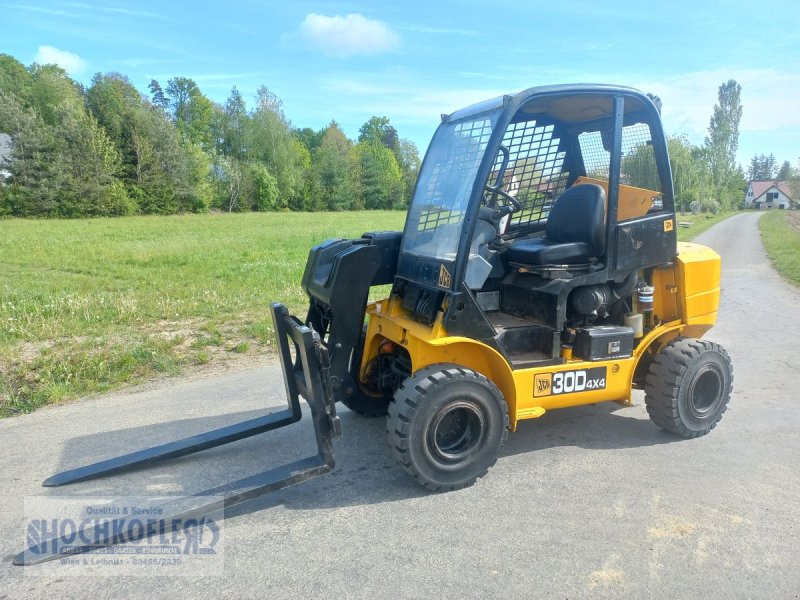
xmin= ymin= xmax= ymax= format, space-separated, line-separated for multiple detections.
xmin=506 ymin=237 xmax=593 ymax=265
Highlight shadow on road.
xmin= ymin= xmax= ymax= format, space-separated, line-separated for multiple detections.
xmin=38 ymin=398 xmax=681 ymax=524
xmin=503 ymin=401 xmax=679 ymax=457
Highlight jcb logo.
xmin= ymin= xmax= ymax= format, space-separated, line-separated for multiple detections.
xmin=534 ymin=374 xmax=551 ymax=397
xmin=533 ymin=367 xmax=607 ymax=397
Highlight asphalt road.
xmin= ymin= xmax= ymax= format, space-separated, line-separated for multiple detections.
xmin=1 ymin=212 xmax=798 ymax=598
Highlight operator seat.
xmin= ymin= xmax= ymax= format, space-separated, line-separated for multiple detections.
xmin=506 ymin=183 xmax=606 ymax=266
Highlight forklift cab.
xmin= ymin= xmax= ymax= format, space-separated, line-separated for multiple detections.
xmin=396 ymin=85 xmax=678 ymax=360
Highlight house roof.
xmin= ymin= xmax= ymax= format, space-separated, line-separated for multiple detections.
xmin=750 ymin=179 xmax=794 ymax=201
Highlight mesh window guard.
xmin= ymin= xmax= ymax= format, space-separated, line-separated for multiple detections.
xmin=619 ymin=123 xmax=660 ymax=192
xmin=416 ymin=119 xmax=493 ymax=233
xmin=488 ymin=120 xmax=570 ymax=230
xmin=578 ymin=122 xmax=661 ymax=191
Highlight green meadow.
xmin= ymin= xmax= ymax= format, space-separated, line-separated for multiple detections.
xmin=0 ymin=211 xmax=405 ymax=415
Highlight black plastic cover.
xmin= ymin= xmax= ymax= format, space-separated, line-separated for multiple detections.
xmin=361 ymin=231 xmax=402 ymax=285
xmin=614 ymin=213 xmax=677 ymax=272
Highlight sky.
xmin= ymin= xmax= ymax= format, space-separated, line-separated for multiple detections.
xmin=2 ymin=0 xmax=799 ymax=170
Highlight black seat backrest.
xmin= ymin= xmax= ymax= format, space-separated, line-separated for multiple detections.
xmin=544 ymin=183 xmax=606 ymax=255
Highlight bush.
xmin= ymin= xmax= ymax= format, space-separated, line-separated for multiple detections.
xmin=105 ymin=180 xmax=137 ymax=215
xmin=701 ymin=199 xmax=722 ymax=214
xmin=249 ymin=163 xmax=280 ymax=211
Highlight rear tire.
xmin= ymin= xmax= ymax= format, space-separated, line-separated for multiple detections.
xmin=644 ymin=337 xmax=733 ymax=438
xmin=387 ymin=365 xmax=509 ymax=491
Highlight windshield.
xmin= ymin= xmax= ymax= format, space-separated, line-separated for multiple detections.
xmin=401 ymin=114 xmax=498 ymax=260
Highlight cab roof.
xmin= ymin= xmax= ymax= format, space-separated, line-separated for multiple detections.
xmin=446 ymin=83 xmax=657 ymax=125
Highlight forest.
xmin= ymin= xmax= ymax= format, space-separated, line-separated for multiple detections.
xmin=0 ymin=52 xmax=793 ymax=218
xmin=0 ymin=53 xmax=419 ymax=217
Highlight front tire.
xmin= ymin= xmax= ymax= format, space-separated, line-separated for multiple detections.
xmin=387 ymin=365 xmax=509 ymax=491
xmin=340 ymin=389 xmax=391 ymax=417
xmin=644 ymin=338 xmax=733 ymax=438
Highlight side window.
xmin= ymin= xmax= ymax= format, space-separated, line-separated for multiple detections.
xmin=488 ymin=120 xmax=571 ymax=231
xmin=618 ymin=123 xmax=664 ymax=216
xmin=620 ymin=122 xmax=662 ymax=200
xmin=578 ymin=122 xmax=664 ymax=221
xmin=578 ymin=129 xmax=612 ymax=181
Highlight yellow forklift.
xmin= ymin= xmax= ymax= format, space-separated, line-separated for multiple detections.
xmin=303 ymin=84 xmax=732 ymax=490
xmin=16 ymin=84 xmax=732 ymax=564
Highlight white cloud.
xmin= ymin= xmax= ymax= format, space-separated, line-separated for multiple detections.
xmin=34 ymin=45 xmax=88 ymax=74
xmin=292 ymin=13 xmax=398 ymax=58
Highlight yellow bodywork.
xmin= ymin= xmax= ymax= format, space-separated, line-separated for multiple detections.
xmin=361 ymin=242 xmax=720 ymax=431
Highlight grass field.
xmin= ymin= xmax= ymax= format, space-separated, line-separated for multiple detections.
xmin=759 ymin=209 xmax=800 ymax=286
xmin=0 ymin=208 xmax=737 ymax=416
xmin=0 ymin=212 xmax=405 ymax=415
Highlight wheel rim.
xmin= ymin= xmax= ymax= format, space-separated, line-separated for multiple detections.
xmin=687 ymin=364 xmax=724 ymax=418
xmin=428 ymin=401 xmax=485 ymax=463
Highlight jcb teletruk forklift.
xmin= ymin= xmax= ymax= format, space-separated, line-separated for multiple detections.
xmin=16 ymin=84 xmax=732 ymax=564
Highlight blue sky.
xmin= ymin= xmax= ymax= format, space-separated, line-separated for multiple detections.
xmin=2 ymin=0 xmax=799 ymax=169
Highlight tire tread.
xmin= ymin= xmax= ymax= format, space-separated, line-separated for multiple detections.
xmin=386 ymin=364 xmax=509 ymax=491
xmin=644 ymin=337 xmax=733 ymax=438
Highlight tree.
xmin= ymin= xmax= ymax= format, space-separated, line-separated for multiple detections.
xmin=0 ymin=91 xmax=59 ymax=215
xmin=313 ymin=122 xmax=358 ymax=210
xmin=747 ymin=153 xmax=777 ymax=180
xmin=165 ymin=77 xmax=217 ymax=151
xmin=28 ymin=63 xmax=84 ymax=126
xmin=0 ymin=54 xmax=33 ymax=107
xmin=777 ymin=160 xmax=792 ymax=180
xmin=87 ymin=74 xmax=206 ymax=214
xmin=249 ymin=163 xmax=280 ymax=211
xmin=221 ymin=86 xmax=249 ymax=160
xmin=255 ymin=85 xmax=284 ymax=116
xmin=86 ymin=73 xmax=140 ymax=158
xmin=292 ymin=127 xmax=325 ymax=153
xmin=52 ymin=100 xmax=130 ymax=216
xmin=356 ymin=140 xmax=404 ymax=209
xmin=214 ymin=156 xmax=244 ymax=212
xmin=704 ymin=79 xmax=743 ymax=209
xmin=358 ymin=116 xmax=400 ymax=155
xmin=248 ymin=86 xmax=301 ymax=204
xmin=0 ymin=90 xmax=131 ymax=217
xmin=148 ymin=79 xmax=168 ymax=112
xmin=396 ymin=138 xmax=421 ymax=205
xmin=667 ymin=136 xmax=712 ymax=214
xmin=289 ymin=137 xmax=317 ymax=211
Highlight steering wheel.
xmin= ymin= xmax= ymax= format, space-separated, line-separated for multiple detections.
xmin=484 ymin=145 xmax=522 ymax=215
xmin=484 ymin=184 xmax=522 ymax=214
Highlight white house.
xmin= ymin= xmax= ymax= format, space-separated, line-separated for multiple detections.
xmin=744 ymin=179 xmax=794 ymax=210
